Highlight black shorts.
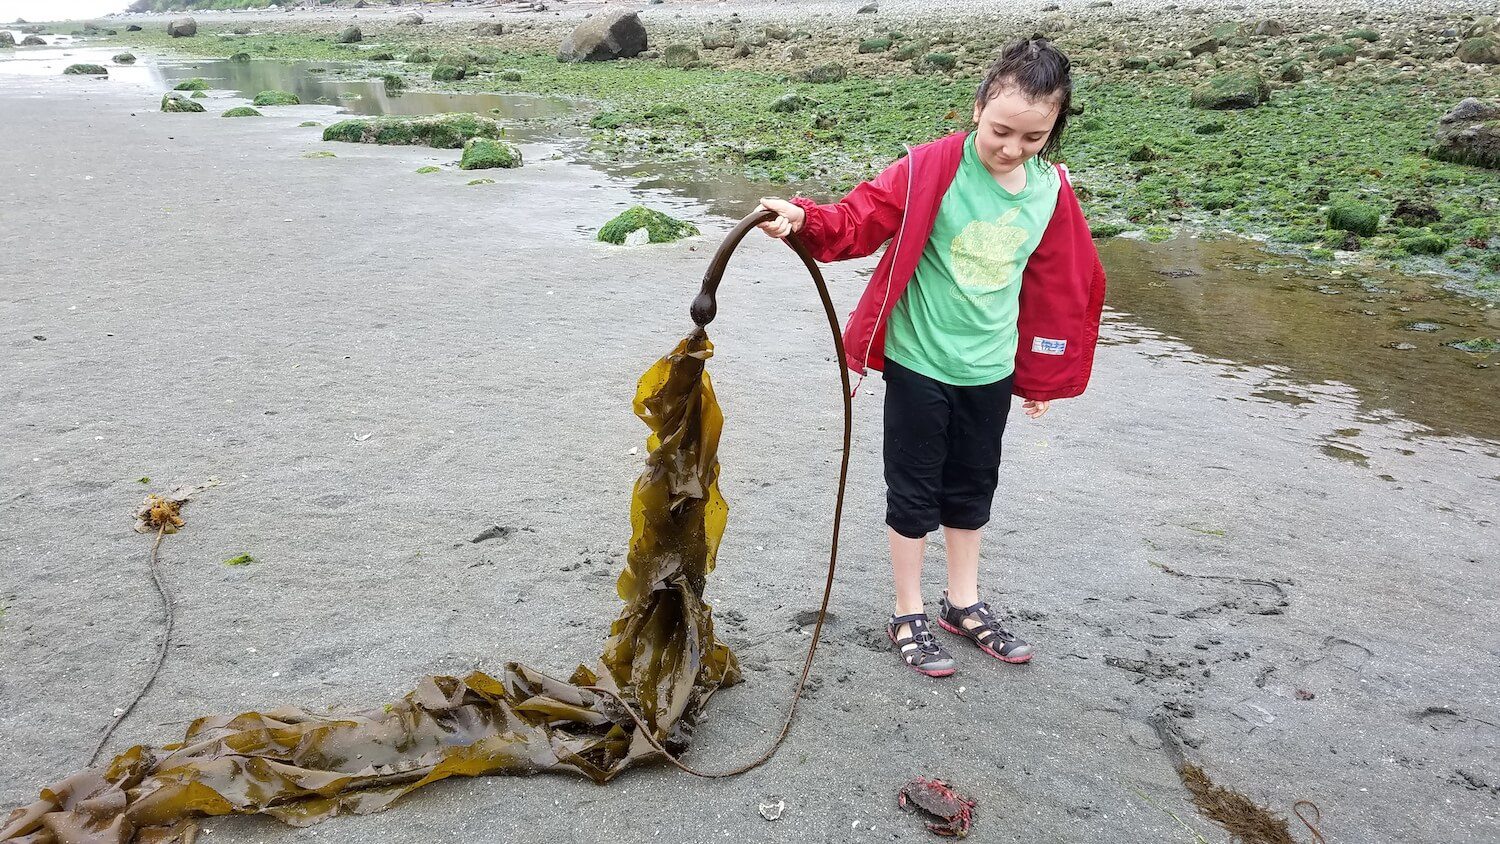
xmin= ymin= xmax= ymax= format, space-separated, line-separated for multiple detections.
xmin=882 ymin=359 xmax=1015 ymax=539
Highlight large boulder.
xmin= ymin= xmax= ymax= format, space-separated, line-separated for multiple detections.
xmin=1456 ymin=35 xmax=1500 ymax=64
xmin=19 ymin=35 xmax=45 ymax=46
xmin=557 ymin=10 xmax=648 ymax=62
xmin=167 ymin=17 xmax=197 ymax=38
xmin=1189 ymin=72 xmax=1270 ymax=109
xmin=0 ymin=32 xmax=14 ymax=48
xmin=63 ymin=63 xmax=108 ymax=75
xmin=253 ymin=90 xmax=300 ymax=106
xmin=397 ymin=12 xmax=423 ymax=26
xmin=337 ymin=26 xmax=362 ymax=44
xmin=476 ymin=22 xmax=505 ymax=36
xmin=1430 ymin=98 xmax=1500 ymax=169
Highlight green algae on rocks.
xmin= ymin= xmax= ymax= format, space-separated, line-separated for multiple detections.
xmin=63 ymin=64 xmax=108 ymax=76
xmin=160 ymin=93 xmax=204 ymax=113
xmin=459 ymin=137 xmax=522 ymax=170
xmin=252 ymin=90 xmax=299 ymax=106
xmin=221 ymin=106 xmax=262 ymax=118
xmin=598 ymin=206 xmax=699 ymax=245
xmin=173 ymin=77 xmax=209 ymax=91
xmin=322 ymin=113 xmax=502 ymax=148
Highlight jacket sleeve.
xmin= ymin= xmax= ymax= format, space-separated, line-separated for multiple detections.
xmin=788 ymin=155 xmax=908 ymax=263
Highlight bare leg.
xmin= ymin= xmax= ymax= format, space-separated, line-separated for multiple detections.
xmin=943 ymin=526 xmax=984 ymax=630
xmin=889 ymin=527 xmax=926 ymax=638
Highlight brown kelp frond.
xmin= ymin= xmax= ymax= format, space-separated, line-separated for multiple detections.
xmin=2 ymin=334 xmax=736 ymax=844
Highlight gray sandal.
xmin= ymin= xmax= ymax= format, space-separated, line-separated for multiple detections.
xmin=887 ymin=612 xmax=957 ymax=677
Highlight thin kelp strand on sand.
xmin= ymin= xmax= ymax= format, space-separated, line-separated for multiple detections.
xmin=0 ymin=331 xmax=739 ymax=844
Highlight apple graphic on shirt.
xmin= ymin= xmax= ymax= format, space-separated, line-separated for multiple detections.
xmin=950 ymin=207 xmax=1028 ymax=301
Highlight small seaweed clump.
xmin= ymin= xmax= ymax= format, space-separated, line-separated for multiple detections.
xmin=598 ymin=206 xmax=700 ymax=245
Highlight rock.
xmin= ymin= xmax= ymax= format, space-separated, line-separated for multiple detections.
xmin=1392 ymin=198 xmax=1440 ymax=226
xmin=1189 ymin=72 xmax=1270 ymax=109
xmin=354 ymin=0 xmax=368 ymax=7
xmin=230 ymin=52 xmax=251 ymax=63
xmin=858 ymin=2 xmax=878 ymax=13
xmin=1343 ymin=28 xmax=1380 ymax=42
xmin=167 ymin=17 xmax=197 ymax=38
xmin=252 ymin=90 xmax=299 ymax=106
xmin=731 ymin=41 xmax=752 ymax=58
xmin=321 ymin=113 xmax=503 ymax=148
xmin=337 ymin=26 xmax=362 ymax=44
xmin=1122 ymin=55 xmax=1150 ymax=70
xmin=598 ymin=206 xmax=699 ymax=244
xmin=126 ymin=24 xmax=142 ymax=32
xmin=379 ymin=73 xmax=403 ymax=92
xmin=397 ymin=13 xmax=423 ymax=26
xmin=63 ymin=64 xmax=107 ymax=76
xmin=477 ymin=22 xmax=505 ymax=36
xmin=1253 ymin=19 xmax=1284 ymax=37
xmin=498 ymin=69 xmax=523 ymax=81
xmin=173 ymin=77 xmax=209 ymax=91
xmin=19 ymin=35 xmax=46 ymax=46
xmin=1128 ymin=144 xmax=1160 ymax=161
xmin=782 ymin=46 xmax=807 ymax=61
xmin=800 ymin=62 xmax=847 ymax=83
xmin=432 ymin=65 xmax=465 ymax=82
xmin=1430 ymin=98 xmax=1500 ymax=169
xmin=1456 ymin=36 xmax=1500 ymax=64
xmin=190 ymin=91 xmax=207 ymax=99
xmin=1319 ymin=44 xmax=1357 ymax=65
xmin=701 ymin=28 xmax=737 ymax=50
xmin=368 ymin=51 xmax=394 ymax=61
xmin=763 ymin=24 xmax=790 ymax=41
xmin=1278 ymin=61 xmax=1305 ymax=82
xmin=663 ymin=43 xmax=699 ymax=68
xmin=113 ymin=52 xmax=136 ymax=64
xmin=406 ymin=47 xmax=433 ymax=63
xmin=1328 ymin=200 xmax=1380 ymax=236
xmin=459 ymin=137 xmax=522 ymax=170
xmin=557 ymin=10 xmax=648 ymax=62
xmin=0 ymin=32 xmax=12 ymax=48
xmin=222 ymin=106 xmax=262 ymax=117
xmin=859 ymin=37 xmax=892 ymax=53
xmin=769 ymin=92 xmax=806 ymax=113
xmin=231 ymin=26 xmax=250 ymax=35
xmin=1187 ymin=37 xmax=1219 ymax=56
xmin=160 ymin=93 xmax=205 ymax=113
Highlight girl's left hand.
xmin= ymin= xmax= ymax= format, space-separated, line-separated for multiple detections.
xmin=1022 ymin=399 xmax=1051 ymax=419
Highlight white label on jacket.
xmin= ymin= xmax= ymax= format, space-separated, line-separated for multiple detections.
xmin=1032 ymin=337 xmax=1067 ymax=355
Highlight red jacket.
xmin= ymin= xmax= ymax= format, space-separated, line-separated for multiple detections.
xmin=791 ymin=132 xmax=1107 ymax=401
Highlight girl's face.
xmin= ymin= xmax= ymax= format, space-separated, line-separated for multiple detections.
xmin=970 ymin=85 xmax=1060 ymax=177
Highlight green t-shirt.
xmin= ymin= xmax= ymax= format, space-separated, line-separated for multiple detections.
xmin=884 ymin=136 xmax=1061 ymax=386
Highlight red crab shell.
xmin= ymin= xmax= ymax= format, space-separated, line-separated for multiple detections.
xmin=898 ymin=776 xmax=976 ymax=838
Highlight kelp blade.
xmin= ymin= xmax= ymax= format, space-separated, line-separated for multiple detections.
xmin=0 ymin=331 xmax=740 ymax=844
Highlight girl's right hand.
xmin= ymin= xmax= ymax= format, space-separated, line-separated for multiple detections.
xmin=757 ymin=197 xmax=806 ymax=239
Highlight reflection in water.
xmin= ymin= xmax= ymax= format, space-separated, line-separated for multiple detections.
xmin=1097 ymin=238 xmax=1500 ymax=442
xmin=150 ymin=59 xmax=574 ymax=122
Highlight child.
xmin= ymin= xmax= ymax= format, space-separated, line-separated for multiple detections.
xmin=757 ymin=37 xmax=1106 ymax=677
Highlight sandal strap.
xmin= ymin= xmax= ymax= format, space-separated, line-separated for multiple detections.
xmin=889 ymin=613 xmax=945 ymax=658
xmin=952 ymin=600 xmax=1018 ymax=644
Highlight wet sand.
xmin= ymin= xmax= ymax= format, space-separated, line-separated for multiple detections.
xmin=1 ymin=38 xmax=1498 ymax=844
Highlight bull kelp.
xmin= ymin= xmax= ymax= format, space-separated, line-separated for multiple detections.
xmin=0 ymin=331 xmax=739 ymax=844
